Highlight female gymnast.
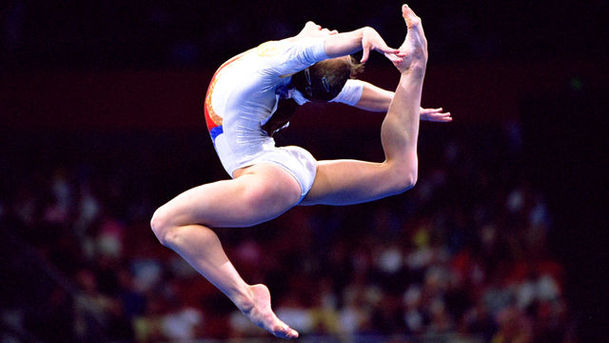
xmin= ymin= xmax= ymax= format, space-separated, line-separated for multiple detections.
xmin=151 ymin=4 xmax=441 ymax=339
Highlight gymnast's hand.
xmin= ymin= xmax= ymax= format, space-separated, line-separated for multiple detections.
xmin=360 ymin=27 xmax=403 ymax=63
xmin=421 ymin=107 xmax=452 ymax=122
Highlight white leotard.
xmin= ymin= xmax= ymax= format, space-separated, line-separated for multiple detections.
xmin=204 ymin=37 xmax=363 ymax=199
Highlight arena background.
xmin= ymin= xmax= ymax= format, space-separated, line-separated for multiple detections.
xmin=0 ymin=1 xmax=606 ymax=342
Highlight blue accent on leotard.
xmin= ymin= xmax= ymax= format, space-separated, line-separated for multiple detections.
xmin=210 ymin=125 xmax=223 ymax=143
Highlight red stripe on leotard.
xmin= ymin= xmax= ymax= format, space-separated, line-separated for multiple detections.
xmin=203 ymin=54 xmax=244 ymax=133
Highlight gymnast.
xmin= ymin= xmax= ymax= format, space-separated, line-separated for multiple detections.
xmin=151 ymin=4 xmax=444 ymax=339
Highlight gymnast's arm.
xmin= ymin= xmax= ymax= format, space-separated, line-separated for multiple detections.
xmin=353 ymin=81 xmax=452 ymax=122
xmin=353 ymin=81 xmax=393 ymax=112
xmin=323 ymin=27 xmax=400 ymax=62
xmin=293 ymin=21 xmax=396 ymax=61
xmin=293 ymin=22 xmax=450 ymax=121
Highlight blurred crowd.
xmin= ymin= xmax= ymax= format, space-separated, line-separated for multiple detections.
xmin=0 ymin=123 xmax=575 ymax=343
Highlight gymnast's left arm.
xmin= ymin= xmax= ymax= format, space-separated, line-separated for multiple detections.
xmin=352 ymin=80 xmax=453 ymax=122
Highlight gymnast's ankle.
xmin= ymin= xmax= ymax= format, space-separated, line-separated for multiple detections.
xmin=232 ymin=286 xmax=256 ymax=313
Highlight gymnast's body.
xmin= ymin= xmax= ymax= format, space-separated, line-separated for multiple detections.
xmin=151 ymin=5 xmax=447 ymax=339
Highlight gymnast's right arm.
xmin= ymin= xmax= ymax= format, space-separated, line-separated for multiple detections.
xmin=322 ymin=27 xmax=401 ymax=63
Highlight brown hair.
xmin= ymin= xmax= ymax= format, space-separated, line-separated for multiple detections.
xmin=262 ymin=56 xmax=363 ymax=136
xmin=291 ymin=56 xmax=363 ymax=102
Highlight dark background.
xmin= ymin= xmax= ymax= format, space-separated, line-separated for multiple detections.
xmin=1 ymin=0 xmax=607 ymax=341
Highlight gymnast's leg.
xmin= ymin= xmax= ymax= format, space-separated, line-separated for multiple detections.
xmin=302 ymin=5 xmax=428 ymax=206
xmin=150 ymin=163 xmax=301 ymax=339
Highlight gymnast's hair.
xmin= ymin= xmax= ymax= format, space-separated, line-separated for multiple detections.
xmin=292 ymin=56 xmax=364 ymax=101
xmin=262 ymin=56 xmax=363 ymax=136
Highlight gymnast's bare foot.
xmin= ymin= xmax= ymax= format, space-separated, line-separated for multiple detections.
xmin=393 ymin=4 xmax=428 ymax=74
xmin=240 ymin=284 xmax=299 ymax=339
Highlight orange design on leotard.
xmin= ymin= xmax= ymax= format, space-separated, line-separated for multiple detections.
xmin=203 ymin=54 xmax=243 ymax=132
xmin=204 ymin=43 xmax=277 ymax=133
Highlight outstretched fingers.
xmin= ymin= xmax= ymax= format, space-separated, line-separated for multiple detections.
xmin=420 ymin=107 xmax=453 ymax=122
xmin=362 ymin=43 xmax=400 ymax=63
xmin=384 ymin=51 xmax=404 ymax=64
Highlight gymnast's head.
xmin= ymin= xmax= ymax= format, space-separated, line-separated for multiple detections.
xmin=292 ymin=56 xmax=363 ymax=102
